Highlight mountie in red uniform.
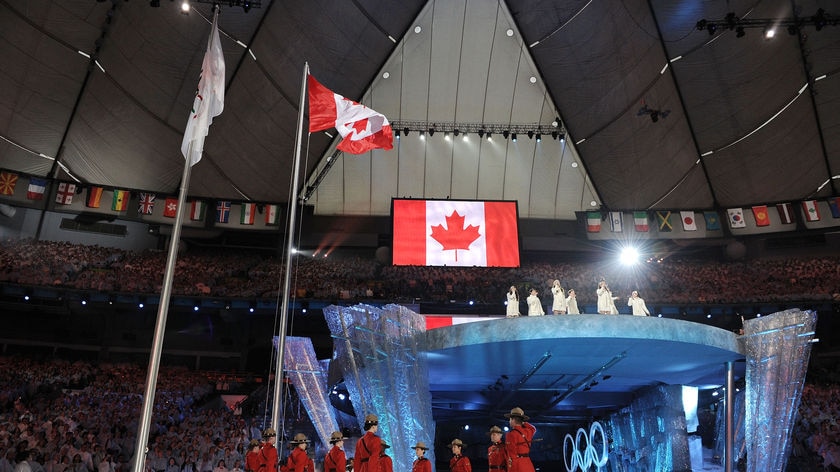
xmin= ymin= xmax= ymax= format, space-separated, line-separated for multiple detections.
xmin=258 ymin=429 xmax=278 ymax=472
xmin=504 ymin=408 xmax=536 ymax=472
xmin=324 ymin=445 xmax=346 ymax=472
xmin=353 ymin=414 xmax=381 ymax=472
xmin=411 ymin=441 xmax=431 ymax=472
xmin=488 ymin=441 xmax=507 ymax=470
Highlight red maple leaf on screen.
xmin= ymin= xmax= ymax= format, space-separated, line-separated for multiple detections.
xmin=430 ymin=210 xmax=481 ymax=262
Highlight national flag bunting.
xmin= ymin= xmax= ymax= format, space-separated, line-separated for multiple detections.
xmin=827 ymin=197 xmax=840 ymax=218
xmin=727 ymin=208 xmax=746 ymax=228
xmin=391 ymin=199 xmax=519 ymax=267
xmin=680 ymin=211 xmax=697 ymax=231
xmin=240 ymin=203 xmax=255 ymax=225
xmin=0 ymin=171 xmax=18 ymax=195
xmin=87 ymin=187 xmax=104 ymax=208
xmin=801 ymin=200 xmax=820 ymax=222
xmin=656 ymin=211 xmax=672 ymax=232
xmin=164 ymin=198 xmax=178 ymax=218
xmin=751 ymin=205 xmax=770 ymax=226
xmin=704 ymin=211 xmax=720 ymax=231
xmin=190 ymin=200 xmax=206 ymax=221
xmin=308 ymin=74 xmax=394 ymax=154
xmin=216 ymin=201 xmax=231 ymax=223
xmin=138 ymin=193 xmax=156 ymax=215
xmin=181 ymin=11 xmax=225 ymax=166
xmin=55 ymin=182 xmax=76 ymax=205
xmin=112 ymin=190 xmax=129 ymax=212
xmin=633 ymin=211 xmax=648 ymax=232
xmin=586 ymin=212 xmax=601 ymax=233
xmin=27 ymin=177 xmax=46 ymax=200
xmin=609 ymin=212 xmax=623 ymax=232
xmin=264 ymin=204 xmax=279 ymax=225
xmin=776 ymin=203 xmax=794 ymax=224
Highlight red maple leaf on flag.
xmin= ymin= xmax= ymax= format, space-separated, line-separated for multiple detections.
xmin=430 ymin=210 xmax=481 ymax=262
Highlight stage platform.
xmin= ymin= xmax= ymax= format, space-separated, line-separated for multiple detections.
xmin=423 ymin=314 xmax=746 ymax=424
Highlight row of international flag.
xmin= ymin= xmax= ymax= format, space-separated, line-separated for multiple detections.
xmin=0 ymin=171 xmax=280 ymax=226
xmin=586 ymin=199 xmax=840 ymax=233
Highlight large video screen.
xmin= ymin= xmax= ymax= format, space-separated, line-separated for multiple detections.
xmin=392 ymin=198 xmax=520 ymax=267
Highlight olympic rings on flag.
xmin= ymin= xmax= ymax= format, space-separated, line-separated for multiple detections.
xmin=563 ymin=421 xmax=609 ymax=471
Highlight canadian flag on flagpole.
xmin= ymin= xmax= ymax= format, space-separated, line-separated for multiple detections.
xmin=308 ymin=74 xmax=393 ymax=154
xmin=392 ymin=200 xmax=519 ymax=267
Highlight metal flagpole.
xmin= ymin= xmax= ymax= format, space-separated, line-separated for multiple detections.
xmin=131 ymin=6 xmax=223 ymax=470
xmin=131 ymin=141 xmax=195 ymax=472
xmin=270 ymin=62 xmax=309 ymax=441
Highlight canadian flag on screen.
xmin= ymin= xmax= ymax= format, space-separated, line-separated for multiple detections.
xmin=308 ymin=74 xmax=393 ymax=154
xmin=392 ymin=200 xmax=519 ymax=267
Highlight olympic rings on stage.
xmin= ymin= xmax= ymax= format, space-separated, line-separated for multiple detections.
xmin=563 ymin=421 xmax=609 ymax=471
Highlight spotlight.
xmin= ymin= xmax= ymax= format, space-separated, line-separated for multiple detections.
xmin=395 ymin=129 xmax=400 ymax=138
xmin=477 ymin=129 xmax=484 ymax=138
xmin=695 ymin=19 xmax=707 ymax=31
xmin=707 ymin=23 xmax=717 ymax=35
xmin=403 ymin=127 xmax=410 ymax=136
xmin=242 ymin=0 xmax=251 ymax=12
xmin=180 ymin=0 xmax=190 ymax=14
xmin=535 ymin=133 xmax=541 ymax=142
xmin=619 ymin=247 xmax=640 ymax=266
xmin=511 ymin=133 xmax=517 ymax=142
xmin=735 ymin=26 xmax=745 ymax=37
xmin=486 ymin=131 xmax=492 ymax=139
xmin=527 ymin=130 xmax=534 ymax=139
xmin=428 ymin=127 xmax=435 ymax=136
xmin=453 ymin=129 xmax=460 ymax=137
xmin=502 ymin=130 xmax=509 ymax=139
xmin=551 ymin=131 xmax=558 ymax=140
xmin=764 ymin=26 xmax=776 ymax=39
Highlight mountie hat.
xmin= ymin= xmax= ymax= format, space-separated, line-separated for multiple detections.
xmin=364 ymin=414 xmax=379 ymax=425
xmin=329 ymin=431 xmax=348 ymax=444
xmin=488 ymin=426 xmax=503 ymax=435
xmin=447 ymin=439 xmax=466 ymax=449
xmin=504 ymin=407 xmax=530 ymax=421
xmin=262 ymin=428 xmax=277 ymax=438
xmin=289 ymin=433 xmax=310 ymax=445
xmin=411 ymin=441 xmax=429 ymax=450
xmin=249 ymin=439 xmax=261 ymax=448
xmin=380 ymin=439 xmax=390 ymax=449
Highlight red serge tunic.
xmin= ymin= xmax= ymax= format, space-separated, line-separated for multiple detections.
xmin=352 ymin=432 xmax=380 ymax=472
xmin=323 ymin=446 xmax=346 ymax=472
xmin=488 ymin=442 xmax=507 ymax=470
xmin=258 ymin=444 xmax=277 ymax=472
xmin=283 ymin=448 xmax=309 ymax=472
xmin=411 ymin=457 xmax=431 ymax=472
xmin=449 ymin=455 xmax=472 ymax=472
xmin=505 ymin=423 xmax=536 ymax=472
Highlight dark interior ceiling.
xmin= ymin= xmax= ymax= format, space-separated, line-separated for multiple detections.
xmin=0 ymin=0 xmax=836 ymax=430
xmin=3 ymin=0 xmax=839 ymax=221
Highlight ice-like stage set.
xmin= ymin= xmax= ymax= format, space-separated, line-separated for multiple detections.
xmin=281 ymin=306 xmax=815 ymax=471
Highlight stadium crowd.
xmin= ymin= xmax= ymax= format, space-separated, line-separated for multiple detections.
xmin=1 ymin=238 xmax=839 ymax=306
xmin=2 ymin=238 xmax=840 ymax=469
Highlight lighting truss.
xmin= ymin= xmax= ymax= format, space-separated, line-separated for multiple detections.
xmin=696 ymin=9 xmax=837 ymax=37
xmin=390 ymin=120 xmax=563 ymax=138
